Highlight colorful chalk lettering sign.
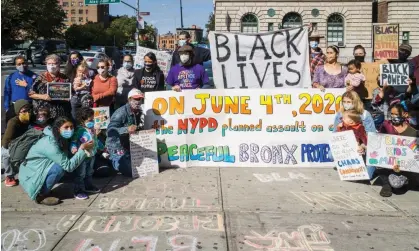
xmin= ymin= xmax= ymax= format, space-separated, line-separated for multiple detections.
xmin=47 ymin=82 xmax=72 ymax=100
xmin=380 ymin=63 xmax=410 ymax=86
xmin=367 ymin=133 xmax=419 ymax=173
xmin=373 ymin=24 xmax=399 ymax=60
xmin=93 ymin=107 xmax=110 ymax=129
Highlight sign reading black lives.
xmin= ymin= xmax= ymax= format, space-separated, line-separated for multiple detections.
xmin=380 ymin=63 xmax=410 ymax=86
xmin=47 ymin=82 xmax=72 ymax=100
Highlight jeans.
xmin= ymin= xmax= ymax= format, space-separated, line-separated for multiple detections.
xmin=110 ymin=152 xmax=132 ymax=177
xmin=71 ymin=96 xmax=81 ymax=120
xmin=74 ymin=157 xmax=95 ymax=193
xmin=1 ymin=147 xmax=14 ymax=178
xmin=40 ymin=164 xmax=65 ymax=195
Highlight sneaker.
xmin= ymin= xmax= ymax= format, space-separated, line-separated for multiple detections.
xmin=36 ymin=195 xmax=60 ymax=206
xmin=74 ymin=192 xmax=89 ymax=200
xmin=5 ymin=177 xmax=18 ymax=187
xmin=85 ymin=185 xmax=100 ymax=193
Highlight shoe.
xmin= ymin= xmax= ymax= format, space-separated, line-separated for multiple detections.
xmin=74 ymin=192 xmax=89 ymax=200
xmin=5 ymin=177 xmax=18 ymax=187
xmin=380 ymin=183 xmax=393 ymax=197
xmin=85 ymin=185 xmax=100 ymax=193
xmin=36 ymin=194 xmax=60 ymax=206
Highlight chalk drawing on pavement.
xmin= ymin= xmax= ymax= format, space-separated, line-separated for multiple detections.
xmin=253 ymin=172 xmax=311 ymax=182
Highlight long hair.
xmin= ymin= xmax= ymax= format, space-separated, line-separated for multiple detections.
xmin=340 ymin=91 xmax=364 ymax=115
xmin=144 ymin=52 xmax=161 ymax=72
xmin=76 ymin=107 xmax=94 ymax=125
xmin=52 ymin=116 xmax=73 ymax=154
xmin=65 ymin=51 xmax=84 ymax=82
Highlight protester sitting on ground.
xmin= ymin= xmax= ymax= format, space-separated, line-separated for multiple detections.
xmin=64 ymin=51 xmax=84 ymax=83
xmin=171 ymin=31 xmax=211 ymax=67
xmin=3 ymin=56 xmax=37 ymax=123
xmin=1 ymin=100 xmax=32 ymax=187
xmin=115 ymin=54 xmax=137 ymax=109
xmin=71 ymin=107 xmax=103 ymax=200
xmin=312 ymin=45 xmax=347 ymax=90
xmin=308 ymin=31 xmax=325 ymax=78
xmin=166 ymin=45 xmax=210 ymax=91
xmin=30 ymin=107 xmax=51 ymax=131
xmin=106 ymin=89 xmax=144 ymax=177
xmin=135 ymin=52 xmax=165 ymax=94
xmin=91 ymin=59 xmax=117 ymax=109
xmin=378 ymin=103 xmax=418 ymax=197
xmin=353 ymin=45 xmax=367 ymax=63
xmin=336 ymin=109 xmax=368 ymax=151
xmin=29 ymin=54 xmax=72 ymax=120
xmin=19 ymin=116 xmax=93 ymax=206
xmin=71 ymin=62 xmax=92 ymax=119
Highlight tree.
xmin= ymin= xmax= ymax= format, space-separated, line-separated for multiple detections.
xmin=138 ymin=23 xmax=158 ymax=49
xmin=205 ymin=12 xmax=215 ymax=35
xmin=65 ymin=23 xmax=108 ymax=49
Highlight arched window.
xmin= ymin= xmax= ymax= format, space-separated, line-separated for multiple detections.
xmin=241 ymin=14 xmax=258 ymax=33
xmin=282 ymin=12 xmax=302 ymax=29
xmin=327 ymin=14 xmax=345 ymax=45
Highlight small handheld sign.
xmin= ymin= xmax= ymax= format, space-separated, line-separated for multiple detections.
xmin=380 ymin=63 xmax=410 ymax=86
xmin=47 ymin=82 xmax=72 ymax=100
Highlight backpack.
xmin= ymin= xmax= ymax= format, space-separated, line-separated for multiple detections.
xmin=8 ymin=129 xmax=44 ymax=169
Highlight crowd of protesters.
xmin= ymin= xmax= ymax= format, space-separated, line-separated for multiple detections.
xmin=1 ymin=29 xmax=418 ymax=205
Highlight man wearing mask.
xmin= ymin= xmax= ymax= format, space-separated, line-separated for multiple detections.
xmin=3 ymin=56 xmax=37 ymax=123
xmin=106 ymin=89 xmax=144 ymax=177
xmin=171 ymin=31 xmax=211 ymax=67
xmin=353 ymin=45 xmax=366 ymax=62
xmin=308 ymin=32 xmax=325 ymax=79
xmin=1 ymin=100 xmax=32 ymax=187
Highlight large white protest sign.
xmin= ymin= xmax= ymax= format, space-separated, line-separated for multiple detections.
xmin=329 ymin=131 xmax=370 ymax=181
xmin=144 ymin=88 xmax=345 ymax=168
xmin=208 ymin=27 xmax=310 ymax=89
xmin=367 ymin=132 xmax=419 ymax=173
xmin=380 ymin=63 xmax=410 ymax=86
xmin=134 ymin=46 xmax=172 ymax=76
xmin=130 ymin=129 xmax=159 ymax=178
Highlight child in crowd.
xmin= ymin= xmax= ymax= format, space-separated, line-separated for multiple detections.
xmin=71 ymin=62 xmax=93 ymax=119
xmin=337 ymin=110 xmax=368 ymax=148
xmin=30 ymin=107 xmax=51 ymax=131
xmin=345 ymin=60 xmax=366 ymax=95
xmin=71 ymin=107 xmax=104 ymax=200
xmin=377 ymin=103 xmax=418 ymax=197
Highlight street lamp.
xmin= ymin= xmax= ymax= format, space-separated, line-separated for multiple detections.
xmin=180 ymin=0 xmax=184 ymax=30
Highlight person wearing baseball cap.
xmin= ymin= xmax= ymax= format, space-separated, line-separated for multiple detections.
xmin=105 ymin=88 xmax=145 ymax=177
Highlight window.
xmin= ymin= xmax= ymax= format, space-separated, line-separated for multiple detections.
xmin=71 ymin=9 xmax=76 ymax=15
xmin=79 ymin=17 xmax=83 ymax=22
xmin=268 ymin=23 xmax=274 ymax=31
xmin=86 ymin=10 xmax=89 ymax=15
xmin=71 ymin=1 xmax=75 ymax=6
xmin=62 ymin=2 xmax=69 ymax=7
xmin=79 ymin=9 xmax=83 ymax=15
xmin=79 ymin=2 xmax=83 ymax=6
xmin=402 ymin=31 xmax=410 ymax=44
xmin=241 ymin=14 xmax=258 ymax=33
xmin=63 ymin=17 xmax=68 ymax=22
xmin=64 ymin=10 xmax=69 ymax=14
xmin=71 ymin=17 xmax=76 ymax=22
xmin=282 ymin=12 xmax=302 ymax=29
xmin=327 ymin=14 xmax=345 ymax=45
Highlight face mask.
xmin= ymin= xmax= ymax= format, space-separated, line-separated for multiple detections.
xmin=16 ymin=65 xmax=25 ymax=72
xmin=60 ymin=129 xmax=74 ymax=139
xmin=71 ymin=58 xmax=80 ymax=66
xmin=354 ymin=56 xmax=365 ymax=63
xmin=19 ymin=113 xmax=30 ymax=123
xmin=390 ymin=116 xmax=404 ymax=126
xmin=35 ymin=116 xmax=48 ymax=125
xmin=47 ymin=64 xmax=58 ymax=73
xmin=180 ymin=54 xmax=190 ymax=64
xmin=123 ymin=62 xmax=132 ymax=69
xmin=85 ymin=121 xmax=95 ymax=129
xmin=144 ymin=63 xmax=153 ymax=70
xmin=398 ymin=51 xmax=408 ymax=61
xmin=97 ymin=68 xmax=105 ymax=75
xmin=178 ymin=40 xmax=187 ymax=47
xmin=129 ymin=99 xmax=141 ymax=110
xmin=343 ymin=103 xmax=354 ymax=111
xmin=310 ymin=41 xmax=319 ymax=49
xmin=108 ymin=66 xmax=113 ymax=72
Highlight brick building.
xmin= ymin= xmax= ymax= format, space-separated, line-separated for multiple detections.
xmin=57 ymin=0 xmax=110 ymax=29
xmin=176 ymin=25 xmax=204 ymax=44
xmin=158 ymin=32 xmax=177 ymax=51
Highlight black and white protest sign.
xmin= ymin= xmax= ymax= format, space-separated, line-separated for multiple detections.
xmin=208 ymin=27 xmax=310 ymax=89
xmin=130 ymin=129 xmax=159 ymax=178
xmin=47 ymin=82 xmax=72 ymax=100
xmin=380 ymin=63 xmax=410 ymax=86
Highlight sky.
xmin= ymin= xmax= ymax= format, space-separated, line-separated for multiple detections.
xmin=110 ymin=0 xmax=214 ymax=35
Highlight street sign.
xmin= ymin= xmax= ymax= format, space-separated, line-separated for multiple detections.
xmin=139 ymin=12 xmax=150 ymax=16
xmin=85 ymin=0 xmax=120 ymax=5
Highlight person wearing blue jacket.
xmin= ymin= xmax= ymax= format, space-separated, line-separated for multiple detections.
xmin=19 ymin=116 xmax=94 ymax=206
xmin=3 ymin=56 xmax=37 ymax=123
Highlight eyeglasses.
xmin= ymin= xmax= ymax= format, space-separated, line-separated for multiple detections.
xmin=98 ymin=66 xmax=107 ymax=69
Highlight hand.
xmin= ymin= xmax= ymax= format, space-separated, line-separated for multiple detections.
xmin=319 ymin=85 xmax=325 ymax=92
xmin=346 ymin=85 xmax=354 ymax=92
xmin=73 ymin=77 xmax=81 ymax=85
xmin=80 ymin=141 xmax=94 ymax=151
xmin=128 ymin=125 xmax=137 ymax=134
xmin=95 ymin=128 xmax=101 ymax=136
xmin=16 ymin=79 xmax=28 ymax=87
xmin=393 ymin=164 xmax=401 ymax=173
xmin=71 ymin=147 xmax=78 ymax=154
xmin=357 ymin=145 xmax=366 ymax=155
xmin=382 ymin=81 xmax=388 ymax=89
xmin=407 ymin=84 xmax=412 ymax=93
xmin=172 ymin=85 xmax=181 ymax=92
xmin=43 ymin=94 xmax=51 ymax=101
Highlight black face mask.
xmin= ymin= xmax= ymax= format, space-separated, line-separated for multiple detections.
xmin=398 ymin=51 xmax=409 ymax=61
xmin=354 ymin=56 xmax=365 ymax=63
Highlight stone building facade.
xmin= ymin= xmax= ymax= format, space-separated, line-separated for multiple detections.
xmin=158 ymin=32 xmax=177 ymax=51
xmin=214 ymin=0 xmax=374 ymax=61
xmin=57 ymin=0 xmax=109 ymax=29
xmin=176 ymin=25 xmax=204 ymax=43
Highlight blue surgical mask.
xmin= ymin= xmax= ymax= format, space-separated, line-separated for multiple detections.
xmin=123 ymin=62 xmax=132 ymax=69
xmin=85 ymin=121 xmax=95 ymax=129
xmin=178 ymin=40 xmax=187 ymax=47
xmin=310 ymin=41 xmax=319 ymax=49
xmin=60 ymin=129 xmax=74 ymax=139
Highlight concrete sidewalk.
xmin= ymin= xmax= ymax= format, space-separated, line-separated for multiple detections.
xmin=1 ymin=167 xmax=419 ymax=250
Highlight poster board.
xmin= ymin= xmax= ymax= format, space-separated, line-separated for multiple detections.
xmin=93 ymin=107 xmax=110 ymax=129
xmin=373 ymin=23 xmax=399 ymax=60
xmin=47 ymin=82 xmax=72 ymax=100
xmin=380 ymin=63 xmax=410 ymax=86
xmin=361 ymin=62 xmax=380 ymax=99
xmin=134 ymin=46 xmax=172 ymax=76
xmin=208 ymin=27 xmax=310 ymax=89
xmin=130 ymin=129 xmax=159 ymax=178
xmin=367 ymin=132 xmax=419 ymax=173
xmin=144 ymin=88 xmax=345 ymax=168
xmin=329 ymin=131 xmax=370 ymax=181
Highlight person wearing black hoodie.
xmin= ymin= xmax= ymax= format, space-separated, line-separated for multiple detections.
xmin=171 ymin=31 xmax=211 ymax=67
xmin=134 ymin=52 xmax=165 ymax=93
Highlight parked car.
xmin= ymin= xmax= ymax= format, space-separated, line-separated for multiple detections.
xmin=203 ymin=60 xmax=214 ymax=89
xmin=30 ymin=40 xmax=69 ymax=64
xmin=80 ymin=51 xmax=109 ymax=70
xmin=1 ymin=50 xmax=26 ymax=65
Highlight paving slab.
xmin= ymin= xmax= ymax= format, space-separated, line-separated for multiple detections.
xmin=89 ymin=168 xmax=221 ymax=212
xmin=226 ymin=212 xmax=419 ymax=251
xmin=1 ymin=211 xmax=82 ymax=251
xmin=53 ymin=211 xmax=227 ymax=250
xmin=221 ymin=168 xmax=401 ymax=216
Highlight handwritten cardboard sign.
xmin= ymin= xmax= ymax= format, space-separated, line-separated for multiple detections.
xmin=329 ymin=131 xmax=370 ymax=181
xmin=367 ymin=132 xmax=419 ymax=173
xmin=47 ymin=82 xmax=72 ymax=100
xmin=380 ymin=63 xmax=410 ymax=86
xmin=93 ymin=107 xmax=110 ymax=129
xmin=361 ymin=62 xmax=380 ymax=99
xmin=373 ymin=24 xmax=399 ymax=60
xmin=130 ymin=129 xmax=159 ymax=178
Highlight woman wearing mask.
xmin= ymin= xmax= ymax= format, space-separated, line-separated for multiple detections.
xmin=64 ymin=51 xmax=84 ymax=83
xmin=135 ymin=52 xmax=165 ymax=93
xmin=313 ymin=45 xmax=347 ymax=90
xmin=29 ymin=54 xmax=71 ymax=120
xmin=166 ymin=45 xmax=210 ymax=91
xmin=115 ymin=54 xmax=137 ymax=108
xmin=353 ymin=45 xmax=366 ymax=63
xmin=19 ymin=116 xmax=94 ymax=205
xmin=91 ymin=59 xmax=117 ymax=109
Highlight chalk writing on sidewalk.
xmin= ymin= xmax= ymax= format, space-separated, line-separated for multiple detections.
xmin=253 ymin=172 xmax=311 ymax=182
xmin=97 ymin=197 xmax=212 ymax=210
xmin=1 ymin=229 xmax=46 ymax=251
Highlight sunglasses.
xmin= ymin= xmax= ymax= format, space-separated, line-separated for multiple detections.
xmin=98 ymin=66 xmax=107 ymax=69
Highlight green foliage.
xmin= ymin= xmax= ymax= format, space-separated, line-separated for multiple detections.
xmin=205 ymin=12 xmax=215 ymax=35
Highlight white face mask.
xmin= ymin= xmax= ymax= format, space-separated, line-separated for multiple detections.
xmin=343 ymin=103 xmax=354 ymax=111
xmin=180 ymin=54 xmax=190 ymax=64
xmin=97 ymin=68 xmax=105 ymax=75
xmin=47 ymin=64 xmax=58 ymax=73
xmin=178 ymin=40 xmax=187 ymax=47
